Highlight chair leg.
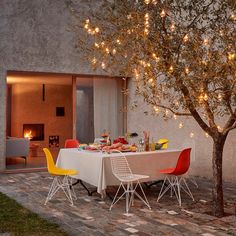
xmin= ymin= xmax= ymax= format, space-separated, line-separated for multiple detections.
xmin=126 ymin=183 xmax=130 ymax=214
xmin=181 ymin=177 xmax=195 ymax=201
xmin=188 ymin=176 xmax=198 ymax=188
xmin=157 ymin=176 xmax=172 ymax=202
xmin=135 ymin=181 xmax=151 ymax=209
xmin=45 ymin=175 xmax=75 ymax=206
xmin=110 ymin=183 xmax=126 ymax=211
xmin=45 ymin=177 xmax=60 ymax=205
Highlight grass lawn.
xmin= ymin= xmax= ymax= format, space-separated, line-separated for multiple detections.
xmin=0 ymin=192 xmax=68 ymax=236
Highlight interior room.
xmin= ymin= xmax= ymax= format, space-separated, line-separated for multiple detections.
xmin=6 ymin=72 xmax=126 ymax=170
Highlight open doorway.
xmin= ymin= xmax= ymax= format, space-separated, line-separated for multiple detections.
xmin=6 ymin=72 xmax=127 ymax=171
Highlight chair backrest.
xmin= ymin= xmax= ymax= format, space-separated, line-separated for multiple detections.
xmin=172 ymin=148 xmax=191 ymax=175
xmin=109 ymin=150 xmax=133 ymax=180
xmin=158 ymin=138 xmax=169 ymax=149
xmin=43 ymin=148 xmax=56 ymax=174
xmin=64 ymin=139 xmax=79 ymax=148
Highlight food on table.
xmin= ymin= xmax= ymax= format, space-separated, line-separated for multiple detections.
xmin=102 ymin=143 xmax=135 ymax=153
xmin=113 ymin=136 xmax=128 ymax=144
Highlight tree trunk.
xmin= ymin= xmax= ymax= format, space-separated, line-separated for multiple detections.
xmin=212 ymin=136 xmax=226 ymax=217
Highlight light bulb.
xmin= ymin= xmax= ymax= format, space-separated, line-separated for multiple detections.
xmin=170 ymin=24 xmax=175 ymax=31
xmin=144 ymin=0 xmax=151 ymax=4
xmin=183 ymin=34 xmax=189 ymax=42
xmin=160 ymin=9 xmax=166 ymax=18
xmin=185 ymin=67 xmax=189 ymax=74
xmin=101 ymin=62 xmax=106 ymax=69
xmin=190 ymin=132 xmax=194 ymax=138
xmin=179 ymin=122 xmax=183 ymax=129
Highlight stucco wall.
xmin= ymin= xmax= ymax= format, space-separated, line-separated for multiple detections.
xmin=127 ymin=82 xmax=236 ymax=182
xmin=0 ymin=0 xmax=236 ymax=182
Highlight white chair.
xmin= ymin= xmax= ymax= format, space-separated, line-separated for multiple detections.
xmin=109 ymin=150 xmax=151 ymax=214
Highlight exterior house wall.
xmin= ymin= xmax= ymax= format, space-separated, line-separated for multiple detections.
xmin=0 ymin=0 xmax=236 ymax=182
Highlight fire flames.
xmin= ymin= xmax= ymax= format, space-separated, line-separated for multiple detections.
xmin=24 ymin=130 xmax=33 ymax=140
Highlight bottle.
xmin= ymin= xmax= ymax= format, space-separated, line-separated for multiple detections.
xmin=144 ymin=136 xmax=149 ymax=151
xmin=107 ymin=134 xmax=111 ymax=146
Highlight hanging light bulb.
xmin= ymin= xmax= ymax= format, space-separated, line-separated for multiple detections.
xmin=101 ymin=62 xmax=106 ymax=69
xmin=170 ymin=23 xmax=175 ymax=32
xmin=173 ymin=114 xmax=177 ymax=120
xmin=112 ymin=48 xmax=117 ymax=55
xmin=205 ymin=132 xmax=209 ymax=138
xmin=183 ymin=34 xmax=189 ymax=42
xmin=190 ymin=132 xmax=194 ymax=138
xmin=178 ymin=122 xmax=183 ymax=129
xmin=95 ymin=27 xmax=100 ymax=33
xmin=116 ymin=39 xmax=121 ymax=45
xmin=91 ymin=57 xmax=97 ymax=65
xmin=160 ymin=9 xmax=166 ymax=18
xmin=185 ymin=67 xmax=189 ymax=74
xmin=203 ymin=38 xmax=209 ymax=45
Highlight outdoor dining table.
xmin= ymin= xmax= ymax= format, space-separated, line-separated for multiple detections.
xmin=56 ymin=148 xmax=181 ymax=197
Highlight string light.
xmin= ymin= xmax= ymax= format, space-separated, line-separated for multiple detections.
xmin=205 ymin=132 xmax=209 ymax=138
xmin=160 ymin=9 xmax=166 ymax=18
xmin=228 ymin=53 xmax=235 ymax=60
xmin=190 ymin=132 xmax=194 ymax=138
xmin=112 ymin=48 xmax=117 ymax=55
xmin=203 ymin=94 xmax=208 ymax=101
xmin=203 ymin=38 xmax=209 ymax=45
xmin=173 ymin=114 xmax=177 ymax=120
xmin=178 ymin=122 xmax=183 ymax=129
xmin=217 ymin=125 xmax=223 ymax=132
xmin=231 ymin=14 xmax=236 ymax=20
xmin=91 ymin=57 xmax=97 ymax=65
xmin=218 ymin=94 xmax=222 ymax=101
xmin=170 ymin=23 xmax=175 ymax=32
xmin=144 ymin=0 xmax=151 ymax=4
xmin=94 ymin=42 xmax=99 ymax=48
xmin=101 ymin=62 xmax=106 ymax=69
xmin=144 ymin=13 xmax=150 ymax=35
xmin=185 ymin=67 xmax=189 ymax=74
xmin=169 ymin=65 xmax=174 ymax=72
xmin=116 ymin=39 xmax=121 ymax=45
xmin=183 ymin=34 xmax=189 ymax=42
xmin=105 ymin=47 xmax=110 ymax=54
xmin=95 ymin=27 xmax=100 ymax=33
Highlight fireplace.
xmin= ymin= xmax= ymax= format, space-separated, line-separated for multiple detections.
xmin=23 ymin=124 xmax=44 ymax=141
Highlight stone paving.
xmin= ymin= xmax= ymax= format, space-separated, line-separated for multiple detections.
xmin=0 ymin=172 xmax=236 ymax=236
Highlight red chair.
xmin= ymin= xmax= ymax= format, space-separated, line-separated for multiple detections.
xmin=64 ymin=139 xmax=79 ymax=148
xmin=157 ymin=148 xmax=194 ymax=206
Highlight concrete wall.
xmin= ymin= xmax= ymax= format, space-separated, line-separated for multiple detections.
xmin=10 ymin=83 xmax=73 ymax=150
xmin=127 ymin=83 xmax=236 ymax=182
xmin=0 ymin=0 xmax=236 ymax=182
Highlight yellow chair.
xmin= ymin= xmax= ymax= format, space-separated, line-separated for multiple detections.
xmin=43 ymin=148 xmax=78 ymax=205
xmin=158 ymin=139 xmax=169 ymax=149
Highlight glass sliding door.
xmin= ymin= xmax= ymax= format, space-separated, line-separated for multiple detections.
xmin=76 ymin=76 xmax=126 ymax=143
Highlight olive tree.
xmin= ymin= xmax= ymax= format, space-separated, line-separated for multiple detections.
xmin=67 ymin=0 xmax=236 ymax=216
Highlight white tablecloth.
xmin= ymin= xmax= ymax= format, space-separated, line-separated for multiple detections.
xmin=56 ymin=149 xmax=181 ymax=195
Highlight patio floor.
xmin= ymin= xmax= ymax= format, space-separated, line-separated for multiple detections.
xmin=0 ymin=172 xmax=236 ymax=236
